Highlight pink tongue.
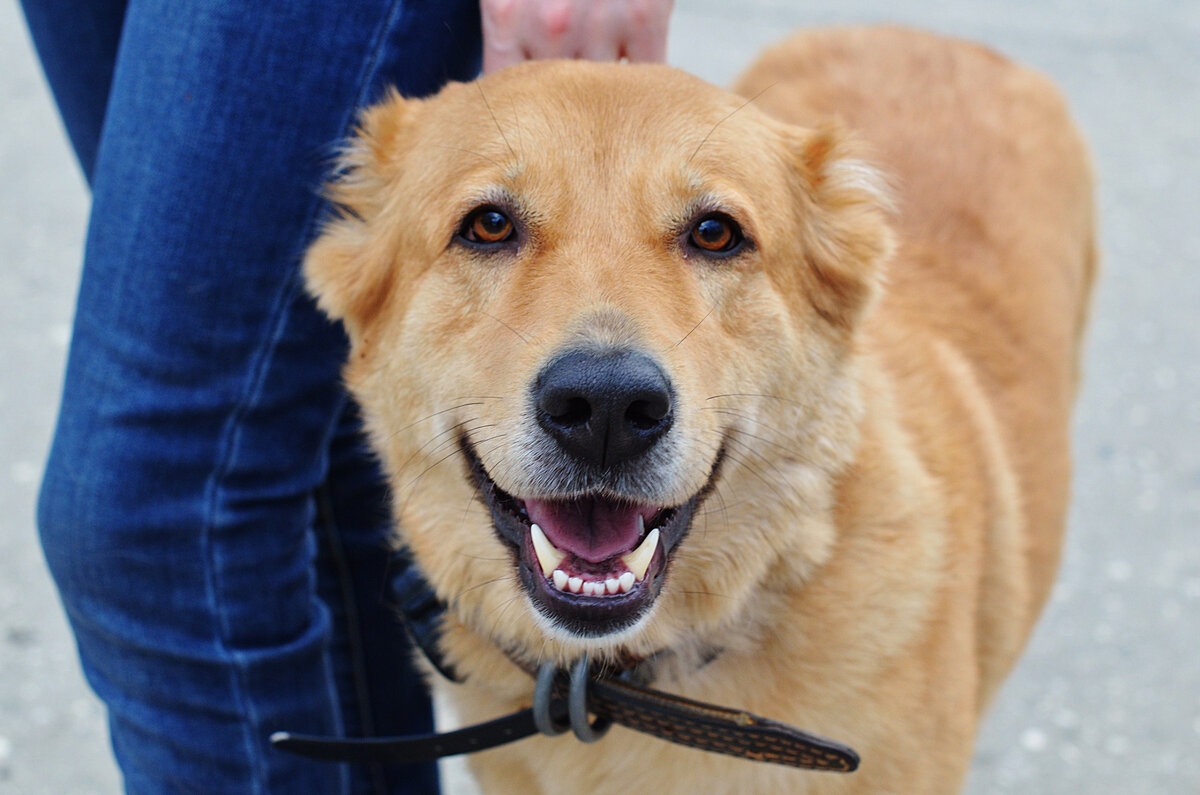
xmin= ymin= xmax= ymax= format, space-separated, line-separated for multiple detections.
xmin=525 ymin=498 xmax=655 ymax=563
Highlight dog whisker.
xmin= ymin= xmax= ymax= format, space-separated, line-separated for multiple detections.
xmin=670 ymin=302 xmax=716 ymax=350
xmin=398 ymin=430 xmax=499 ymax=504
xmin=676 ymin=589 xmax=732 ymax=600
xmin=699 ymin=482 xmax=733 ymax=541
xmin=393 ymin=418 xmax=492 ymax=476
xmin=450 ymin=576 xmax=512 ymax=603
xmin=705 ymin=392 xmax=809 ymax=408
xmin=382 ymin=402 xmax=493 ymax=439
xmin=686 ymin=82 xmax=777 ymax=165
xmin=702 ymin=409 xmax=816 ymax=463
xmin=707 ymin=412 xmax=807 ymax=453
xmin=486 ymin=592 xmax=526 ymax=630
xmin=717 ymin=447 xmax=798 ymax=515
xmin=723 ymin=428 xmax=805 ymax=470
xmin=430 ymin=143 xmax=505 ymax=170
xmin=482 ymin=310 xmax=531 ymax=344
xmin=477 ymin=83 xmax=517 ymax=161
xmin=511 ymin=99 xmax=525 ymax=159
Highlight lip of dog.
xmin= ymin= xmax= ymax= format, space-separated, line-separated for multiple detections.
xmin=460 ymin=410 xmax=726 ymax=637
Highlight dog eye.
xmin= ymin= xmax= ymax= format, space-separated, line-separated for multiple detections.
xmin=688 ymin=213 xmax=743 ymax=255
xmin=459 ymin=206 xmax=516 ymax=245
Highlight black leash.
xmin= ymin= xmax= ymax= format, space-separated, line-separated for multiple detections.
xmin=271 ymin=551 xmax=859 ymax=773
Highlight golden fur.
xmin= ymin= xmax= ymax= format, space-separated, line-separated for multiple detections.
xmin=305 ymin=26 xmax=1095 ymax=794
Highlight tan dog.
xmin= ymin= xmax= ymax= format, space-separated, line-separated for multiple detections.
xmin=305 ymin=26 xmax=1095 ymax=794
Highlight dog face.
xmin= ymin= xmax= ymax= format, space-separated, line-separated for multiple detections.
xmin=306 ymin=62 xmax=892 ymax=664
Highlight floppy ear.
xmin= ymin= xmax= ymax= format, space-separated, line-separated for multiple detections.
xmin=788 ymin=125 xmax=895 ymax=332
xmin=304 ymin=89 xmax=414 ymax=331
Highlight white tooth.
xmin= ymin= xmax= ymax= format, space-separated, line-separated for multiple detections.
xmin=621 ymin=527 xmax=660 ymax=582
xmin=552 ymin=570 xmax=568 ymax=590
xmin=568 ymin=576 xmax=583 ymax=594
xmin=530 ymin=523 xmax=564 ymax=578
xmin=605 ymin=578 xmax=620 ymax=595
xmin=585 ymin=582 xmax=598 ymax=596
xmin=618 ymin=572 xmax=635 ymax=592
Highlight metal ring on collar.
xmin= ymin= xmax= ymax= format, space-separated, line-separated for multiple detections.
xmin=532 ymin=662 xmax=569 ymax=737
xmin=568 ymin=656 xmax=612 ymax=743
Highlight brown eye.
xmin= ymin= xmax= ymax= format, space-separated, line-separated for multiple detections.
xmin=688 ymin=214 xmax=743 ymax=254
xmin=461 ymin=207 xmax=515 ymax=245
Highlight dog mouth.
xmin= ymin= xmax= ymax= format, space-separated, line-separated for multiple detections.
xmin=461 ymin=436 xmax=723 ymax=637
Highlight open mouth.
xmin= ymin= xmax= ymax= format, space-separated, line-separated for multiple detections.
xmin=461 ymin=436 xmax=723 ymax=637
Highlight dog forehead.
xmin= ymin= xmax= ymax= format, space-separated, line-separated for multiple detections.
xmin=429 ymin=62 xmax=783 ymax=171
xmin=407 ymin=62 xmax=795 ymax=221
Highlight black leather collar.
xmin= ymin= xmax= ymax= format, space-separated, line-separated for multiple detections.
xmin=271 ymin=549 xmax=860 ymax=774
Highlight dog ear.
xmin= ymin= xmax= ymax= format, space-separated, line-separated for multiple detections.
xmin=788 ymin=125 xmax=895 ymax=332
xmin=304 ymin=89 xmax=414 ymax=330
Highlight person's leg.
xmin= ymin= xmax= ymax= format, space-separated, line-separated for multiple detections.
xmin=19 ymin=0 xmax=128 ymax=182
xmin=32 ymin=0 xmax=479 ymax=791
xmin=314 ymin=400 xmax=446 ymax=794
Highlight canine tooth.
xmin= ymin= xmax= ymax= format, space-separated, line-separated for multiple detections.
xmin=530 ymin=523 xmax=564 ymax=578
xmin=621 ymin=528 xmax=660 ymax=582
xmin=618 ymin=572 xmax=635 ymax=592
xmin=605 ymin=578 xmax=620 ymax=595
xmin=568 ymin=576 xmax=583 ymax=594
xmin=552 ymin=570 xmax=568 ymax=590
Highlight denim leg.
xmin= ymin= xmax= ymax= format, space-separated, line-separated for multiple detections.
xmin=19 ymin=0 xmax=128 ymax=182
xmin=32 ymin=0 xmax=480 ymax=792
xmin=314 ymin=401 xmax=441 ymax=794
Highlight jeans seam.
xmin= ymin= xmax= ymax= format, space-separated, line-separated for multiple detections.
xmin=197 ymin=0 xmax=409 ymax=789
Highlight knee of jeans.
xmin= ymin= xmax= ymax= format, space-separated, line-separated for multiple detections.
xmin=36 ymin=444 xmax=123 ymax=606
xmin=35 ymin=435 xmax=204 ymax=622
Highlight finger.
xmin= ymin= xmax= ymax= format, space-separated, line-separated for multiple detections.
xmin=521 ymin=0 xmax=580 ymax=60
xmin=620 ymin=0 xmax=673 ymax=63
xmin=483 ymin=40 xmax=527 ymax=74
xmin=481 ymin=0 xmax=525 ymax=73
xmin=579 ymin=4 xmax=622 ymax=62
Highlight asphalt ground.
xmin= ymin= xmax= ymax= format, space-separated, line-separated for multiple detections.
xmin=2 ymin=1 xmax=1197 ymax=792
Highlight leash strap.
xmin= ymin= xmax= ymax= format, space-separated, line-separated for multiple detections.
xmin=272 ymin=658 xmax=858 ymax=772
xmin=271 ymin=709 xmax=540 ymax=764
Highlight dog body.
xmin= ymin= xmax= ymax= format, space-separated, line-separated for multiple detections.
xmin=306 ymin=27 xmax=1094 ymax=794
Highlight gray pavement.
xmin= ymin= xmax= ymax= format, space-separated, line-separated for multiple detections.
xmin=2 ymin=0 xmax=1198 ymax=792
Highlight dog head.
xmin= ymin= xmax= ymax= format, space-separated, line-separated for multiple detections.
xmin=306 ymin=62 xmax=892 ymax=666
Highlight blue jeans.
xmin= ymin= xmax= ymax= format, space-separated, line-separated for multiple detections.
xmin=20 ymin=1 xmax=481 ymax=792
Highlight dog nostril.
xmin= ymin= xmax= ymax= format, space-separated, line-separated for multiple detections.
xmin=540 ymin=383 xmax=594 ymax=429
xmin=626 ymin=397 xmax=669 ymax=430
xmin=553 ymin=396 xmax=591 ymax=428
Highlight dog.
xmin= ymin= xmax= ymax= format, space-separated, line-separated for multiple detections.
xmin=304 ymin=26 xmax=1095 ymax=794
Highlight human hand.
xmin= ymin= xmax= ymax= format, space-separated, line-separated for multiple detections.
xmin=480 ymin=0 xmax=675 ymax=74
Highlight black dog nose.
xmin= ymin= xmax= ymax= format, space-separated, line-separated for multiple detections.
xmin=534 ymin=350 xmax=673 ymax=468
